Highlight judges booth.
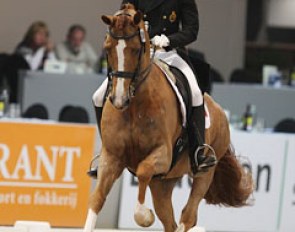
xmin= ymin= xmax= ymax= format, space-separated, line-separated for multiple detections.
xmin=19 ymin=71 xmax=295 ymax=128
xmin=19 ymin=71 xmax=106 ymax=124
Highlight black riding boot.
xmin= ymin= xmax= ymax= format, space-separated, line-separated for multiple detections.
xmin=188 ymin=105 xmax=217 ymax=174
xmin=87 ymin=106 xmax=103 ymax=178
xmin=94 ymin=106 xmax=103 ymax=135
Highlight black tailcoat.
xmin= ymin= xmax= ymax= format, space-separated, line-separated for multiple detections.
xmin=122 ymin=0 xmax=199 ymax=49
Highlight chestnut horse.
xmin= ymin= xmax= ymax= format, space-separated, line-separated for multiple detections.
xmin=84 ymin=4 xmax=253 ymax=232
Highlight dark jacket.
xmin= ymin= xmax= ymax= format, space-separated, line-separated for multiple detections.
xmin=121 ymin=0 xmax=199 ymax=49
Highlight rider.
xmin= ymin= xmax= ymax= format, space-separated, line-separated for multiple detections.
xmin=92 ymin=0 xmax=217 ymax=175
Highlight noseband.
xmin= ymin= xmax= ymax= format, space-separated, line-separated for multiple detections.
xmin=106 ymin=12 xmax=152 ymax=97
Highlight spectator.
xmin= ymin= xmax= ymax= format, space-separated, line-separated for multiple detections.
xmin=15 ymin=21 xmax=55 ymax=71
xmin=56 ymin=24 xmax=98 ymax=74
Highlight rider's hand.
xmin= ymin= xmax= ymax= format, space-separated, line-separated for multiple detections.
xmin=151 ymin=34 xmax=170 ymax=48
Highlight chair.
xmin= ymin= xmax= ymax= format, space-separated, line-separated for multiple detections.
xmin=210 ymin=68 xmax=224 ymax=83
xmin=22 ymin=104 xmax=49 ymax=120
xmin=187 ymin=49 xmax=212 ymax=94
xmin=274 ymin=118 xmax=295 ymax=133
xmin=0 ymin=53 xmax=29 ymax=102
xmin=59 ymin=105 xmax=89 ymax=123
xmin=230 ymin=69 xmax=262 ymax=84
xmin=0 ymin=53 xmax=10 ymax=88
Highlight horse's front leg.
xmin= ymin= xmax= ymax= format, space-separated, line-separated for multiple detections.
xmin=176 ymin=170 xmax=215 ymax=232
xmin=134 ymin=145 xmax=171 ymax=227
xmin=83 ymin=149 xmax=124 ymax=232
xmin=149 ymin=177 xmax=179 ymax=232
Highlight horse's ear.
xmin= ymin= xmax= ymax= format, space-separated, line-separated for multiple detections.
xmin=133 ymin=11 xmax=142 ymax=26
xmin=101 ymin=15 xmax=113 ymax=25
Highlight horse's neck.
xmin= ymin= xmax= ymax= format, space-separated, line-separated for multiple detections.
xmin=132 ymin=63 xmax=167 ymax=108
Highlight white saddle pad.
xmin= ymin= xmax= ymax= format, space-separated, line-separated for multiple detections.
xmin=154 ymin=60 xmax=210 ymax=129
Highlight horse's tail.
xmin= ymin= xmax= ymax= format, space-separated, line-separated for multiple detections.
xmin=204 ymin=145 xmax=253 ymax=207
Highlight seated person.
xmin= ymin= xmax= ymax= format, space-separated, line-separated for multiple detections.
xmin=15 ymin=21 xmax=55 ymax=71
xmin=55 ymin=25 xmax=98 ymax=74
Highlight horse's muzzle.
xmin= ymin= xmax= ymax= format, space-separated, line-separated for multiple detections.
xmin=110 ymin=95 xmax=130 ymax=110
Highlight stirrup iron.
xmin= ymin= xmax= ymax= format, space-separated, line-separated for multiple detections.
xmin=194 ymin=144 xmax=217 ymax=167
xmin=87 ymin=154 xmax=101 ymax=178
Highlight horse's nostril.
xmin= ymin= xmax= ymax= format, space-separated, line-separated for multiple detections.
xmin=123 ymin=98 xmax=130 ymax=108
xmin=109 ymin=96 xmax=114 ymax=103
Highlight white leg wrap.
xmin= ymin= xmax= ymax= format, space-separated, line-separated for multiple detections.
xmin=92 ymin=79 xmax=108 ymax=107
xmin=83 ymin=209 xmax=98 ymax=232
xmin=175 ymin=223 xmax=185 ymax=232
xmin=188 ymin=226 xmax=206 ymax=232
xmin=155 ymin=50 xmax=203 ymax=107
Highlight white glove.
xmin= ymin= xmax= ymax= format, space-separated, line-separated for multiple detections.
xmin=151 ymin=34 xmax=170 ymax=48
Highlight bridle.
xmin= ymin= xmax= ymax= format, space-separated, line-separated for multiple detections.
xmin=105 ymin=11 xmax=153 ymax=97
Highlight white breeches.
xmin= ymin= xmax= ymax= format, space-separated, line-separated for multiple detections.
xmin=92 ymin=78 xmax=108 ymax=107
xmin=155 ymin=49 xmax=203 ymax=106
xmin=92 ymin=49 xmax=203 ymax=107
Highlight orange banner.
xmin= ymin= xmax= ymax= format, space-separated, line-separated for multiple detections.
xmin=0 ymin=121 xmax=96 ymax=227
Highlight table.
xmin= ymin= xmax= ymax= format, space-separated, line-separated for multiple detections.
xmin=212 ymin=83 xmax=295 ymax=128
xmin=19 ymin=71 xmax=106 ymax=124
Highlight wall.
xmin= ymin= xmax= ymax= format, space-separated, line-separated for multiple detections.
xmin=268 ymin=0 xmax=295 ymax=28
xmin=0 ymin=0 xmax=247 ymax=81
xmin=212 ymin=83 xmax=295 ymax=128
xmin=192 ymin=0 xmax=247 ymax=81
xmin=0 ymin=0 xmax=118 ymax=54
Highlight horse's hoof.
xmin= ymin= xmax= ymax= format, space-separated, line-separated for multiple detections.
xmin=134 ymin=203 xmax=155 ymax=227
xmin=187 ymin=226 xmax=206 ymax=232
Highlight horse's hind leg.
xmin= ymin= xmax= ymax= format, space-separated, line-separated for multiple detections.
xmin=83 ymin=150 xmax=124 ymax=232
xmin=176 ymin=170 xmax=215 ymax=232
xmin=149 ymin=178 xmax=179 ymax=232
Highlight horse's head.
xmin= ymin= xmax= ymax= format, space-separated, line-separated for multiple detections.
xmin=101 ymin=4 xmax=150 ymax=110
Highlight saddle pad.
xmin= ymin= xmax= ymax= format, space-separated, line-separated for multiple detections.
xmin=154 ymin=59 xmax=210 ymax=129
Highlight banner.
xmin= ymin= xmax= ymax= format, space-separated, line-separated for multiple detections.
xmin=197 ymin=132 xmax=287 ymax=232
xmin=118 ymin=131 xmax=289 ymax=232
xmin=280 ymin=136 xmax=295 ymax=232
xmin=0 ymin=122 xmax=96 ymax=227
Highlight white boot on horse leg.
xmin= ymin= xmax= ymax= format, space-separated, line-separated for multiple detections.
xmin=134 ymin=202 xmax=155 ymax=227
xmin=83 ymin=209 xmax=98 ymax=232
xmin=187 ymin=226 xmax=206 ymax=232
xmin=175 ymin=223 xmax=206 ymax=232
xmin=175 ymin=223 xmax=186 ymax=232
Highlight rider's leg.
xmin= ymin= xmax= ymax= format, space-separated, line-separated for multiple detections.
xmin=189 ymin=105 xmax=217 ymax=173
xmin=92 ymin=79 xmax=108 ymax=134
xmin=159 ymin=51 xmax=217 ymax=173
xmin=88 ymin=79 xmax=108 ymax=178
